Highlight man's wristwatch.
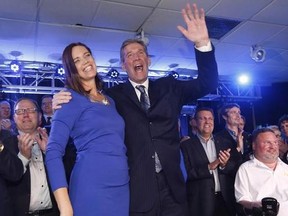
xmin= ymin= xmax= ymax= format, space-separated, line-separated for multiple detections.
xmin=0 ymin=143 xmax=4 ymax=153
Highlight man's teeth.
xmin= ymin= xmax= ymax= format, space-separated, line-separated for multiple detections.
xmin=135 ymin=65 xmax=143 ymax=70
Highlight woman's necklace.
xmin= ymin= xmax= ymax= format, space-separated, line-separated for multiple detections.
xmin=89 ymin=91 xmax=109 ymax=105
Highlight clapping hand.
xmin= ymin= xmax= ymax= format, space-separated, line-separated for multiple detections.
xmin=36 ymin=127 xmax=48 ymax=153
xmin=219 ymin=148 xmax=231 ymax=168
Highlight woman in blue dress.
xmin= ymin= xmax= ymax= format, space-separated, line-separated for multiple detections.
xmin=45 ymin=42 xmax=129 ymax=216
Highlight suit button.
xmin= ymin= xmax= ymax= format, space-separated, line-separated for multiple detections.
xmin=152 ymin=155 xmax=155 ymax=159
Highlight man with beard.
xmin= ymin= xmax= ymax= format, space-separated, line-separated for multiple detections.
xmin=235 ymin=128 xmax=288 ymax=216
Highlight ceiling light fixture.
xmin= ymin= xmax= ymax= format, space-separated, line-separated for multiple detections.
xmin=136 ymin=29 xmax=149 ymax=46
xmin=250 ymin=45 xmax=266 ymax=62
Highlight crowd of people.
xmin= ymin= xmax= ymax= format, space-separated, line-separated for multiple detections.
xmin=1 ymin=2 xmax=288 ymax=216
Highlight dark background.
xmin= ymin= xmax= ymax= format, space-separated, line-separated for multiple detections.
xmin=181 ymin=82 xmax=288 ymax=136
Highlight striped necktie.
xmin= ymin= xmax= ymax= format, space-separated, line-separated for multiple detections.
xmin=136 ymin=85 xmax=150 ymax=112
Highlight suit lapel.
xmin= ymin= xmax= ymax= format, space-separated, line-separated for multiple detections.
xmin=122 ymin=81 xmax=142 ymax=109
xmin=194 ymin=138 xmax=210 ymax=163
xmin=148 ymin=80 xmax=161 ymax=109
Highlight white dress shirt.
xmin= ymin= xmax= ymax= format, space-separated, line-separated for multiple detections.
xmin=17 ymin=132 xmax=52 ymax=211
xmin=235 ymin=157 xmax=288 ymax=216
xmin=197 ymin=134 xmax=221 ymax=192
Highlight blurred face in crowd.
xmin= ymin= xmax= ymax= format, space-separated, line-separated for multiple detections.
xmin=41 ymin=97 xmax=53 ymax=115
xmin=280 ymin=120 xmax=288 ymax=137
xmin=121 ymin=42 xmax=151 ymax=84
xmin=223 ymin=106 xmax=241 ymax=128
xmin=270 ymin=127 xmax=282 ymax=140
xmin=0 ymin=101 xmax=11 ymax=119
xmin=270 ymin=126 xmax=287 ymax=154
xmin=14 ymin=99 xmax=41 ymax=134
xmin=196 ymin=110 xmax=214 ymax=138
xmin=238 ymin=116 xmax=245 ymax=131
xmin=253 ymin=131 xmax=279 ymax=164
xmin=189 ymin=116 xmax=198 ymax=135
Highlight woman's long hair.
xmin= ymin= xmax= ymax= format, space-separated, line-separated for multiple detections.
xmin=62 ymin=42 xmax=102 ymax=96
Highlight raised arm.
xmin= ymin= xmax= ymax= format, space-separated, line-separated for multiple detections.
xmin=177 ymin=3 xmax=210 ymax=48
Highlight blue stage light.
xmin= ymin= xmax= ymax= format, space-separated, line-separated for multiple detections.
xmin=171 ymin=71 xmax=179 ymax=79
xmin=108 ymin=68 xmax=119 ymax=78
xmin=238 ymin=74 xmax=250 ymax=85
xmin=10 ymin=60 xmax=21 ymax=73
xmin=57 ymin=65 xmax=65 ymax=76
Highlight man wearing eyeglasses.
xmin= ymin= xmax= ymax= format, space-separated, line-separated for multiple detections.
xmin=9 ymin=98 xmax=59 ymax=216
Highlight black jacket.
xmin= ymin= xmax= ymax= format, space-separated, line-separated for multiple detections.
xmin=0 ymin=129 xmax=23 ymax=216
xmin=107 ymin=47 xmax=218 ymax=213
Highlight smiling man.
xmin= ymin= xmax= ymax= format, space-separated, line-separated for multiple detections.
xmin=235 ymin=127 xmax=288 ymax=216
xmin=9 ymin=98 xmax=59 ymax=216
xmin=181 ymin=107 xmax=235 ymax=216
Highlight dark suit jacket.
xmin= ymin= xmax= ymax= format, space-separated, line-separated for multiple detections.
xmin=41 ymin=115 xmax=52 ymax=127
xmin=8 ymin=135 xmax=59 ymax=216
xmin=41 ymin=115 xmax=52 ymax=135
xmin=0 ymin=129 xmax=23 ymax=216
xmin=215 ymin=129 xmax=251 ymax=164
xmin=181 ymin=135 xmax=239 ymax=216
xmin=106 ymin=48 xmax=218 ymax=213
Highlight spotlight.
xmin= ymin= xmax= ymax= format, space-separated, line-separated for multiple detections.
xmin=57 ymin=65 xmax=65 ymax=76
xmin=250 ymin=45 xmax=266 ymax=62
xmin=108 ymin=68 xmax=119 ymax=79
xmin=238 ymin=74 xmax=250 ymax=85
xmin=171 ymin=71 xmax=179 ymax=79
xmin=10 ymin=60 xmax=21 ymax=73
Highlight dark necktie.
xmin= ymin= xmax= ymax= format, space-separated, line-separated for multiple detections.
xmin=135 ymin=85 xmax=162 ymax=172
xmin=136 ymin=85 xmax=150 ymax=112
xmin=46 ymin=116 xmax=52 ymax=125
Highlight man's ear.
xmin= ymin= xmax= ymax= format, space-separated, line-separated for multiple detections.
xmin=222 ymin=115 xmax=227 ymax=121
xmin=38 ymin=113 xmax=42 ymax=126
xmin=252 ymin=142 xmax=256 ymax=151
xmin=121 ymin=63 xmax=126 ymax=72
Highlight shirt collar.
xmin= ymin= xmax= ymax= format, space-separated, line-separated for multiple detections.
xmin=129 ymin=79 xmax=149 ymax=91
xmin=253 ymin=156 xmax=281 ymax=170
xmin=196 ymin=133 xmax=214 ymax=144
xmin=226 ymin=126 xmax=237 ymax=139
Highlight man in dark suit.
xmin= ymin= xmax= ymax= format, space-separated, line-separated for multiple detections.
xmin=9 ymin=98 xmax=59 ymax=216
xmin=53 ymin=3 xmax=218 ymax=215
xmin=0 ymin=129 xmax=23 ymax=216
xmin=181 ymin=107 xmax=236 ymax=216
xmin=40 ymin=95 xmax=53 ymax=135
xmin=215 ymin=103 xmax=251 ymax=162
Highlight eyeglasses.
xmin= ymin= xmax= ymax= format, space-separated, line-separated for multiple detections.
xmin=15 ymin=108 xmax=38 ymax=115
